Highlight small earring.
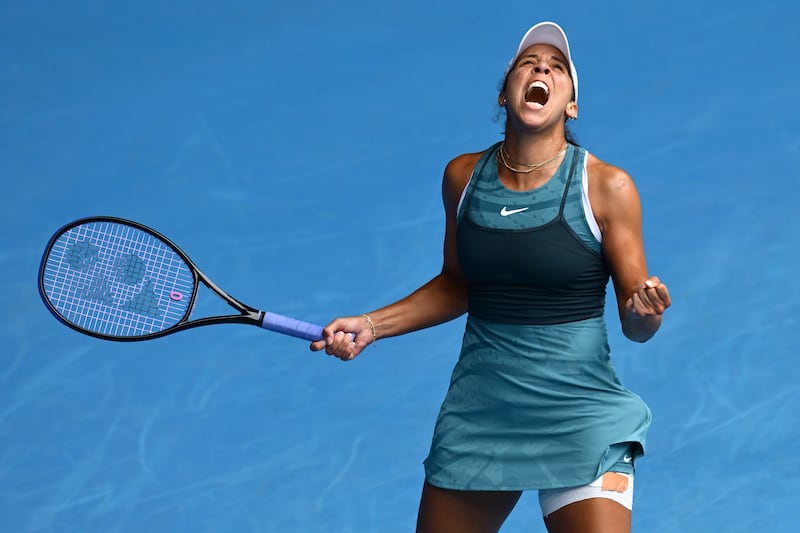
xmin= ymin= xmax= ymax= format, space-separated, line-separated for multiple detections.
xmin=567 ymin=103 xmax=578 ymax=120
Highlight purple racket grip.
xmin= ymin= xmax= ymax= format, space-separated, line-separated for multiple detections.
xmin=260 ymin=312 xmax=324 ymax=341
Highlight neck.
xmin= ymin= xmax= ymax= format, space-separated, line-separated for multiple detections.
xmin=502 ymin=129 xmax=569 ymax=164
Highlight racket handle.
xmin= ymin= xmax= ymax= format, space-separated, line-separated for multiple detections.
xmin=260 ymin=312 xmax=324 ymax=341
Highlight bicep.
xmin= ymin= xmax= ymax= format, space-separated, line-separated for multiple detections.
xmin=596 ymin=170 xmax=649 ymax=318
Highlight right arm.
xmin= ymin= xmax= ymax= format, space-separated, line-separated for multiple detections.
xmin=310 ymin=152 xmax=481 ymax=360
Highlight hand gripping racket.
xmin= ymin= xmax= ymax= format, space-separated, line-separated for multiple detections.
xmin=38 ymin=216 xmax=326 ymax=342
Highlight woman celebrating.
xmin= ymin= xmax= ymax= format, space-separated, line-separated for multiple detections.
xmin=311 ymin=21 xmax=671 ymax=533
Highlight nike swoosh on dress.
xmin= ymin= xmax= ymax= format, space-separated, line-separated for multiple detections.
xmin=500 ymin=206 xmax=530 ymax=216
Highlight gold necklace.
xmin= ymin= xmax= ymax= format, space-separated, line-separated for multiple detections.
xmin=497 ymin=142 xmax=568 ymax=174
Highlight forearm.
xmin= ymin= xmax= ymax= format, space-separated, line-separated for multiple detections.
xmin=366 ymin=272 xmax=467 ymax=340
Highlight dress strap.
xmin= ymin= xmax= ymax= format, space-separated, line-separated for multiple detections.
xmin=457 ymin=142 xmax=501 ymax=223
xmin=557 ymin=145 xmax=581 ymax=217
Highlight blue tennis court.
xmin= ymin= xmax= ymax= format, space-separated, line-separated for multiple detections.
xmin=1 ymin=1 xmax=798 ymax=531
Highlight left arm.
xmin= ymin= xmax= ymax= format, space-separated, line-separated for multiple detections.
xmin=588 ymin=155 xmax=671 ymax=342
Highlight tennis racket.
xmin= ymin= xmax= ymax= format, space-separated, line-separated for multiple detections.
xmin=38 ymin=216 xmax=326 ymax=342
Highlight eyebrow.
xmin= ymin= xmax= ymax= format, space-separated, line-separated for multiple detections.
xmin=518 ymin=53 xmax=567 ymax=65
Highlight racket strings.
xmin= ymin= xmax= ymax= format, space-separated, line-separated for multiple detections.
xmin=42 ymin=221 xmax=195 ymax=337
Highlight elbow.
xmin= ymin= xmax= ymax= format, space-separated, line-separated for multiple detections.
xmin=621 ymin=315 xmax=662 ymax=343
xmin=623 ymin=329 xmax=655 ymax=343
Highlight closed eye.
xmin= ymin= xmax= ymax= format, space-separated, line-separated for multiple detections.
xmin=550 ymin=57 xmax=567 ymax=71
xmin=516 ymin=54 xmax=567 ymax=73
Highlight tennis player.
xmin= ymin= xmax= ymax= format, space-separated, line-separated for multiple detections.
xmin=311 ymin=21 xmax=671 ymax=533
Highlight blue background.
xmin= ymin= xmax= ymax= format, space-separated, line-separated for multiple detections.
xmin=1 ymin=1 xmax=798 ymax=531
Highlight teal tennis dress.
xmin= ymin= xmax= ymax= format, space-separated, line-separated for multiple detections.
xmin=423 ymin=142 xmax=651 ymax=491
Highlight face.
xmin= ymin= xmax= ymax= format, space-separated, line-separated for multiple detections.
xmin=500 ymin=43 xmax=578 ymax=126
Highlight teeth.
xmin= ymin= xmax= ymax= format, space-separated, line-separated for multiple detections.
xmin=525 ymin=81 xmax=550 ymax=106
xmin=528 ymin=81 xmax=549 ymax=94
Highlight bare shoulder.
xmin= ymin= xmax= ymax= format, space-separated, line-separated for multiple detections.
xmin=585 ymin=152 xmax=637 ymax=194
xmin=442 ymin=150 xmax=485 ymax=207
xmin=585 ymin=152 xmax=641 ymax=227
xmin=444 ymin=151 xmax=483 ymax=185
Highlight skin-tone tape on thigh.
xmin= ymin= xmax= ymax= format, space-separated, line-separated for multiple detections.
xmin=601 ymin=472 xmax=630 ymax=493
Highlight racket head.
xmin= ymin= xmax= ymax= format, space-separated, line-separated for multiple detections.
xmin=38 ymin=216 xmax=199 ymax=341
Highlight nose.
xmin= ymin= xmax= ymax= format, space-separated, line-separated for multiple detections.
xmin=533 ymin=65 xmax=550 ymax=75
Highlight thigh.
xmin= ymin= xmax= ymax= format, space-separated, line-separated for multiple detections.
xmin=416 ymin=481 xmax=522 ymax=533
xmin=544 ymin=497 xmax=631 ymax=533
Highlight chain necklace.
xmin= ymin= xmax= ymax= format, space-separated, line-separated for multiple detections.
xmin=497 ymin=142 xmax=568 ymax=174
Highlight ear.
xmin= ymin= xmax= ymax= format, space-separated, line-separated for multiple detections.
xmin=498 ymin=92 xmax=507 ymax=106
xmin=566 ymin=102 xmax=578 ymax=120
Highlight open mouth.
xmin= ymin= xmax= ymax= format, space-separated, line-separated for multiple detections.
xmin=525 ymin=81 xmax=549 ymax=106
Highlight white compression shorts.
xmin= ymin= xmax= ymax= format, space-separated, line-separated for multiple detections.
xmin=538 ymin=472 xmax=634 ymax=517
